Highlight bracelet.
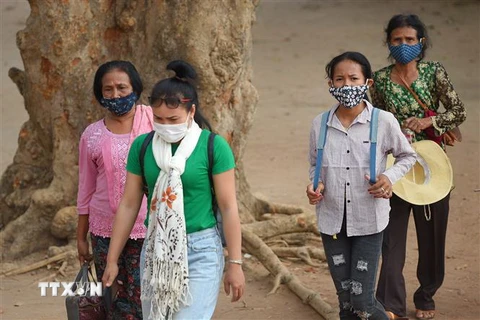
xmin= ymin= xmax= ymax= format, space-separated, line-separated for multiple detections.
xmin=228 ymin=259 xmax=243 ymax=265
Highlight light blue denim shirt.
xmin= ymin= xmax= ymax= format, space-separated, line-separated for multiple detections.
xmin=309 ymin=101 xmax=416 ymax=236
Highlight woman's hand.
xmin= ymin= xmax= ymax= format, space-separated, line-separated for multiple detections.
xmin=77 ymin=239 xmax=92 ymax=265
xmin=403 ymin=116 xmax=433 ymax=133
xmin=223 ymin=263 xmax=245 ymax=302
xmin=306 ymin=182 xmax=324 ymax=205
xmin=366 ymin=174 xmax=393 ymax=199
xmin=102 ymin=262 xmax=119 ymax=288
xmin=212 ymin=169 xmax=245 ymax=302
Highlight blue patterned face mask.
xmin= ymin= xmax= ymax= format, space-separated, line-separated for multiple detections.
xmin=388 ymin=42 xmax=422 ymax=64
xmin=100 ymin=91 xmax=138 ymax=116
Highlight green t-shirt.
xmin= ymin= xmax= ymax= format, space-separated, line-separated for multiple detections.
xmin=126 ymin=129 xmax=235 ymax=234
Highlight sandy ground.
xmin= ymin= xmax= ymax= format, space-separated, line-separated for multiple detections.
xmin=1 ymin=1 xmax=479 ymax=319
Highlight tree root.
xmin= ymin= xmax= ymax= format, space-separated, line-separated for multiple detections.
xmin=266 ymin=232 xmax=321 ymax=247
xmin=253 ymin=195 xmax=305 ymax=217
xmin=265 ymin=239 xmax=290 ymax=247
xmin=270 ymin=246 xmax=326 ymax=266
xmin=242 ymin=228 xmax=337 ymax=320
xmin=242 ymin=212 xmax=318 ymax=239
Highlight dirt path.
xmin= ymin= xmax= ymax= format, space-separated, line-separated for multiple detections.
xmin=1 ymin=1 xmax=479 ymax=319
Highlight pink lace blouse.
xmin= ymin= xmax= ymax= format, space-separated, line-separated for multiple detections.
xmin=77 ymin=105 xmax=153 ymax=239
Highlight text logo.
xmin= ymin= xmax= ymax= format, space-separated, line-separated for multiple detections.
xmin=38 ymin=282 xmax=102 ymax=297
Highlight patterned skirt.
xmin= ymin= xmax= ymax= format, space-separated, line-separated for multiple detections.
xmin=91 ymin=234 xmax=144 ymax=320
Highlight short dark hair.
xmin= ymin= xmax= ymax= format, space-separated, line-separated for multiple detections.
xmin=325 ymin=51 xmax=373 ymax=80
xmin=150 ymin=60 xmax=212 ymax=130
xmin=385 ymin=14 xmax=429 ymax=60
xmin=93 ymin=60 xmax=143 ymax=103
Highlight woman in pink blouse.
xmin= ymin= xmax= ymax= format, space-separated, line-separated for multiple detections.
xmin=76 ymin=60 xmax=153 ymax=319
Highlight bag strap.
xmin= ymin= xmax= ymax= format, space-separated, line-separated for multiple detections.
xmin=207 ymin=132 xmax=216 ymax=181
xmin=313 ymin=111 xmax=330 ymax=190
xmin=139 ymin=131 xmax=155 ymax=197
xmin=313 ymin=108 xmax=379 ymax=189
xmin=71 ymin=262 xmax=98 ymax=293
xmin=71 ymin=262 xmax=114 ymax=309
xmin=71 ymin=262 xmax=89 ymax=292
xmin=207 ymin=132 xmax=217 ymax=209
xmin=397 ymin=73 xmax=428 ymax=111
xmin=207 ymin=131 xmax=216 ymax=197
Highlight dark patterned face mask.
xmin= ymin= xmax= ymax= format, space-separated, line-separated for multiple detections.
xmin=388 ymin=42 xmax=422 ymax=65
xmin=329 ymin=82 xmax=369 ymax=109
xmin=100 ymin=91 xmax=138 ymax=116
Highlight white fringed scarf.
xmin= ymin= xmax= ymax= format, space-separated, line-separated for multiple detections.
xmin=141 ymin=121 xmax=202 ymax=320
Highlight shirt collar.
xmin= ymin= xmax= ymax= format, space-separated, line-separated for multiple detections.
xmin=360 ymin=100 xmax=375 ymax=124
xmin=328 ymin=100 xmax=374 ymax=125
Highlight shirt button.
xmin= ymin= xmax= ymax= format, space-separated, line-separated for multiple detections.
xmin=347 ymin=200 xmax=351 ymax=203
xmin=347 ymin=182 xmax=350 ymax=186
xmin=346 ymin=167 xmax=350 ymax=170
xmin=347 ymin=150 xmax=350 ymax=153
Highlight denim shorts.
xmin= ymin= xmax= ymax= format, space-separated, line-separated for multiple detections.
xmin=140 ymin=227 xmax=224 ymax=320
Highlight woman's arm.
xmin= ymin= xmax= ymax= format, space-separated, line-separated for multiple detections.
xmin=213 ymin=169 xmax=245 ymax=302
xmin=431 ymin=62 xmax=467 ymax=133
xmin=307 ymin=117 xmax=324 ymax=203
xmin=102 ymin=172 xmax=144 ymax=287
xmin=382 ymin=112 xmax=417 ymax=185
xmin=76 ymin=135 xmax=96 ymax=264
xmin=369 ymin=76 xmax=387 ymax=110
xmin=77 ymin=215 xmax=91 ymax=264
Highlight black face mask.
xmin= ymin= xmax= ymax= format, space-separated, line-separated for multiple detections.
xmin=100 ymin=92 xmax=138 ymax=116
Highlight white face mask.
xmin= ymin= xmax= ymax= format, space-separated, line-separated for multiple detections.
xmin=153 ymin=115 xmax=191 ymax=143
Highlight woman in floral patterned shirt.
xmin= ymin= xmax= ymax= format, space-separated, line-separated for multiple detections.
xmin=370 ymin=14 xmax=466 ymax=320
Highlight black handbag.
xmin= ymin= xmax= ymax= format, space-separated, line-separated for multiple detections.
xmin=65 ymin=262 xmax=114 ymax=320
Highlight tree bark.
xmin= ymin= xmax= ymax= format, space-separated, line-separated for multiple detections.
xmin=0 ymin=0 xmax=260 ymax=259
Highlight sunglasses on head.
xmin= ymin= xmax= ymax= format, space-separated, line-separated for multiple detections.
xmin=148 ymin=96 xmax=192 ymax=109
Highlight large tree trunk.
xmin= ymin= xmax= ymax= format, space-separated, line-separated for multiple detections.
xmin=0 ymin=0 xmax=260 ymax=259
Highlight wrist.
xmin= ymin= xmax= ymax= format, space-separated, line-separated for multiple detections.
xmin=227 ymin=262 xmax=243 ymax=270
xmin=426 ymin=116 xmax=434 ymax=127
xmin=227 ymin=259 xmax=243 ymax=266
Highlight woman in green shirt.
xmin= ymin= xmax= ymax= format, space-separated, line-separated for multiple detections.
xmin=102 ymin=60 xmax=245 ymax=319
xmin=370 ymin=14 xmax=466 ymax=320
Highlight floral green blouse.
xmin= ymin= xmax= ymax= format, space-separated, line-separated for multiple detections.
xmin=370 ymin=61 xmax=466 ymax=142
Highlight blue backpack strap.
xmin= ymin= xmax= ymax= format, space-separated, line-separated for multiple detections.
xmin=369 ymin=108 xmax=380 ymax=184
xmin=313 ymin=111 xmax=330 ymax=190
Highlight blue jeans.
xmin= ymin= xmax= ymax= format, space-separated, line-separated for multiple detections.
xmin=140 ymin=227 xmax=224 ymax=320
xmin=321 ymin=218 xmax=388 ymax=320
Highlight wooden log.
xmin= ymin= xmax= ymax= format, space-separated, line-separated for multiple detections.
xmin=57 ymin=260 xmax=68 ymax=277
xmin=2 ymin=250 xmax=76 ymax=277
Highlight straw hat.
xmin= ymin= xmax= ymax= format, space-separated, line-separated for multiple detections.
xmin=387 ymin=140 xmax=453 ymax=205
